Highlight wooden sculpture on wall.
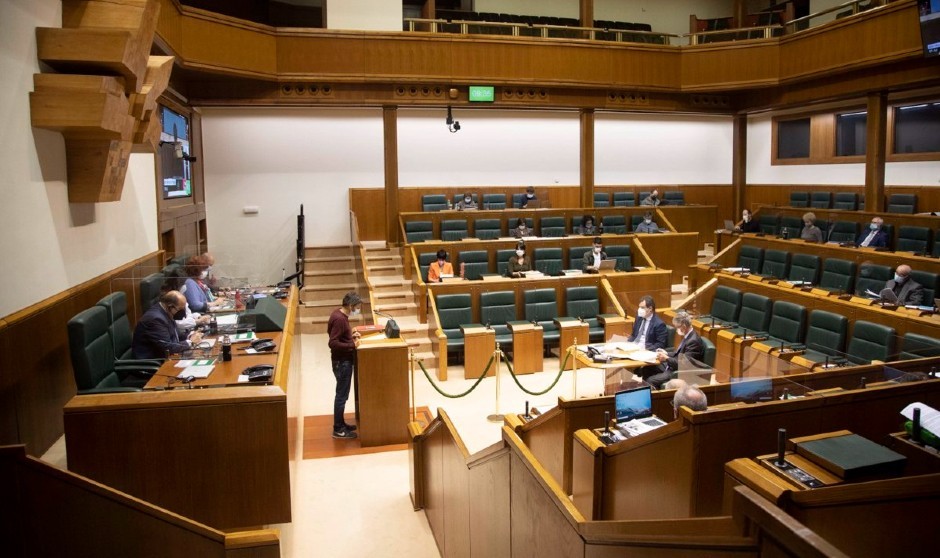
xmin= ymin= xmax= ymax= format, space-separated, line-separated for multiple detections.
xmin=29 ymin=0 xmax=173 ymax=203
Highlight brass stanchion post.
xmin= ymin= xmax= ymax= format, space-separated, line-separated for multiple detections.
xmin=487 ymin=342 xmax=503 ymax=422
xmin=409 ymin=347 xmax=416 ymax=423
xmin=571 ymin=337 xmax=579 ymax=399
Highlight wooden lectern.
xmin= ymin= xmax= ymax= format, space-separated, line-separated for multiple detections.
xmin=462 ymin=324 xmax=496 ymax=377
xmin=507 ymin=321 xmax=543 ymax=375
xmin=356 ymin=337 xmax=410 ymax=447
xmin=555 ymin=318 xmax=589 ymax=371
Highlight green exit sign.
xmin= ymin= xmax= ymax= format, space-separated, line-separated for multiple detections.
xmin=468 ymin=86 xmax=495 ymax=102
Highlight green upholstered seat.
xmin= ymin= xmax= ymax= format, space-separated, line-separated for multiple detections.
xmin=524 ymin=288 xmax=560 ymax=347
xmin=779 ymin=216 xmax=802 ymax=239
xmin=788 ymin=253 xmax=820 ymax=284
xmin=474 ymin=218 xmax=502 ymax=240
xmin=833 ymin=192 xmax=858 ymax=211
xmin=855 ymin=263 xmax=892 ymax=297
xmin=789 ymin=191 xmax=809 ymax=207
xmin=613 ymin=192 xmax=635 ymax=206
xmin=846 ymin=320 xmax=897 ymax=364
xmin=96 ymin=292 xmax=163 ymax=368
xmin=932 ymin=232 xmax=940 ymax=257
xmin=760 ymin=249 xmax=790 ymax=279
xmin=565 ymin=286 xmax=604 ymax=342
xmin=421 ymin=194 xmax=448 ymax=212
xmin=728 ymin=293 xmax=772 ymax=337
xmin=818 ymin=258 xmax=856 ymax=294
xmin=701 ymin=285 xmax=742 ymax=325
xmin=765 ymin=300 xmax=807 ymax=346
xmin=67 ymin=306 xmax=144 ymax=394
xmin=801 ymin=310 xmax=849 ymax=364
xmin=664 ymin=191 xmax=685 ymax=205
xmin=701 ymin=336 xmax=716 ymax=367
xmin=829 ymin=221 xmax=858 ymax=243
xmin=568 ymin=246 xmax=592 ymax=270
xmin=457 ymin=250 xmax=489 ymax=280
xmin=605 ymin=245 xmax=632 ymax=271
xmin=630 ymin=214 xmax=645 ymax=231
xmin=758 ymin=214 xmax=779 ymax=235
xmin=480 ymin=291 xmax=516 ymax=347
xmin=593 ymin=192 xmax=610 ymax=207
xmin=896 ymin=226 xmax=930 ymax=254
xmin=899 ymin=333 xmax=940 ymax=360
xmin=436 ymin=293 xmax=472 ymax=351
xmin=909 ymin=270 xmax=939 ymax=306
xmin=441 ymin=220 xmax=468 ymax=241
xmin=809 ymin=192 xmax=830 ymax=209
xmin=139 ymin=272 xmax=165 ymax=312
xmin=601 ymin=214 xmax=627 ymax=234
xmin=496 ymin=249 xmax=515 ymax=276
xmin=418 ymin=252 xmax=437 ymax=282
xmin=405 ymin=221 xmax=434 ymax=243
xmin=738 ymin=245 xmax=764 ymax=274
xmin=482 ymin=193 xmax=506 ymax=210
xmin=664 ymin=324 xmax=677 ymax=350
xmin=534 ymin=247 xmax=563 ymax=275
xmin=887 ymin=193 xmax=916 ymax=214
xmin=539 ymin=216 xmax=566 ymax=237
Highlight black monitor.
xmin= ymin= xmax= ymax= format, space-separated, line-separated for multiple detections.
xmin=918 ymin=0 xmax=940 ymax=57
xmin=730 ymin=377 xmax=773 ymax=403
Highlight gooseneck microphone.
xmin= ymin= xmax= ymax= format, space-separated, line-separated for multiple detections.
xmin=147 ymin=370 xmax=196 ymax=388
xmin=776 ymin=428 xmax=787 ymax=467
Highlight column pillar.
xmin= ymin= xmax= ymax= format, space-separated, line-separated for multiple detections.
xmin=864 ymin=92 xmax=887 ymax=213
xmin=732 ymin=113 xmax=747 ymax=216
xmin=383 ymin=105 xmax=400 ymax=245
xmin=580 ymin=108 xmax=595 ymax=208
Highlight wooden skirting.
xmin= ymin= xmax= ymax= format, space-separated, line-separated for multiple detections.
xmin=0 ymin=250 xmax=164 ymax=456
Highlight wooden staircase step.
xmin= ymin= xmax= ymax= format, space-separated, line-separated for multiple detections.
xmin=305 ymin=246 xmax=353 ymax=258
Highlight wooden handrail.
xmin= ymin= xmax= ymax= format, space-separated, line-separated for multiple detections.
xmin=785 ymin=0 xmax=885 ymax=28
xmin=403 ymin=17 xmax=677 ymax=42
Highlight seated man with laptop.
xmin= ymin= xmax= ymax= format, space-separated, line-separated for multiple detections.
xmin=582 ymin=237 xmax=608 ymax=273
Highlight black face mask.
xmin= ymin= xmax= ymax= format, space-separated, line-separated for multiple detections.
xmin=173 ymin=308 xmax=186 ymax=321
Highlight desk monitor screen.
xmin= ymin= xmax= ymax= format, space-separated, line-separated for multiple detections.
xmin=615 ymin=386 xmax=654 ymax=422
xmin=597 ymin=259 xmax=617 ymax=271
xmin=730 ymin=377 xmax=773 ymax=403
xmin=918 ymin=0 xmax=940 ymax=57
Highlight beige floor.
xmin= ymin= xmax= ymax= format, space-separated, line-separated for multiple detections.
xmin=40 ymin=281 xmax=696 ymax=557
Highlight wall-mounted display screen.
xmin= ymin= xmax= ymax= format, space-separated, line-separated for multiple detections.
xmin=919 ymin=0 xmax=940 ymax=57
xmin=160 ymin=106 xmax=193 ymax=200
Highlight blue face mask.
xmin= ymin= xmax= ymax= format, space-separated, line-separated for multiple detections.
xmin=895 ymin=273 xmax=906 ymax=283
xmin=870 ymin=223 xmax=879 ymax=231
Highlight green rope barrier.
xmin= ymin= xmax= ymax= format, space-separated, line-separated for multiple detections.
xmin=416 ymin=355 xmax=494 ymax=398
xmin=500 ymin=349 xmax=571 ymax=396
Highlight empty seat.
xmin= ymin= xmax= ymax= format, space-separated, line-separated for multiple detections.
xmin=700 ymin=336 xmax=716 ymax=367
xmin=435 ymin=294 xmax=472 ymax=352
xmin=779 ymin=216 xmax=802 ymax=239
xmin=760 ymin=249 xmax=790 ymax=279
xmin=534 ymin=247 xmax=563 ymax=275
xmin=899 ymin=333 xmax=940 ymax=360
xmin=613 ymin=192 xmax=635 ymax=206
xmin=568 ymin=246 xmax=592 ymax=270
xmin=480 ymin=291 xmax=517 ymax=347
xmin=846 ymin=320 xmax=897 ymax=364
xmin=139 ymin=272 xmax=165 ymax=311
xmin=809 ymin=192 xmax=831 ymax=209
xmin=829 ymin=221 xmax=859 ymax=244
xmin=896 ymin=226 xmax=931 ymax=254
xmin=737 ymin=245 xmax=764 ymax=273
xmin=910 ymin=270 xmax=940 ymax=306
xmin=601 ymin=214 xmax=627 ymax=234
xmin=565 ymin=286 xmax=605 ymax=342
xmin=663 ymin=191 xmax=685 ymax=205
xmin=458 ymin=250 xmax=489 ymax=280
xmin=422 ymin=194 xmax=449 ymax=212
xmin=605 ymin=245 xmax=632 ymax=271
xmin=728 ymin=293 xmax=773 ymax=336
xmin=68 ymin=306 xmax=145 ymax=394
xmin=441 ymin=220 xmax=468 ymax=241
xmin=787 ymin=253 xmax=820 ymax=284
xmin=887 ymin=193 xmax=916 ymax=214
xmin=405 ymin=221 xmax=434 ymax=243
xmin=818 ymin=258 xmax=857 ymax=294
xmin=855 ymin=263 xmax=893 ymax=297
xmin=482 ymin=193 xmax=506 ymax=210
xmin=474 ymin=218 xmax=502 ymax=240
xmin=801 ymin=310 xmax=849 ymax=364
xmin=700 ymin=285 xmax=742 ymax=326
xmin=594 ymin=192 xmax=610 ymax=207
xmin=418 ymin=252 xmax=437 ymax=282
xmin=540 ymin=216 xmax=566 ymax=237
xmin=789 ymin=192 xmax=809 ymax=207
xmin=833 ymin=192 xmax=858 ymax=211
xmin=765 ymin=300 xmax=807 ymax=347
xmin=524 ymin=288 xmax=560 ymax=348
xmin=758 ymin=214 xmax=779 ymax=235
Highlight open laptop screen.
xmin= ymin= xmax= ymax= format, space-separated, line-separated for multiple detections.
xmin=614 ymin=386 xmax=653 ymax=422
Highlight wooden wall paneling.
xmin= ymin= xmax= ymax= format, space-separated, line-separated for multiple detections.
xmin=180 ymin=9 xmax=277 ymax=78
xmin=681 ymin=41 xmax=780 ymax=92
xmin=349 ymin=189 xmax=387 ymax=241
xmin=467 ymin=447 xmax=511 ymax=558
xmin=633 ymin=232 xmax=699 ymax=284
xmin=422 ymin=423 xmax=446 ymax=555
xmin=809 ymin=113 xmax=835 ymax=161
xmin=865 ymin=91 xmax=888 ymax=213
xmin=441 ymin=415 xmax=471 ymax=558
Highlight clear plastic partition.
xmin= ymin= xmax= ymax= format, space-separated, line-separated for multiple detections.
xmin=174 ymin=242 xmax=297 ymax=291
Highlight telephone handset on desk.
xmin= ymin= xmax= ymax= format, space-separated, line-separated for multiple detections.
xmin=243 ymin=364 xmax=274 ymax=382
xmin=250 ymin=338 xmax=276 ymax=352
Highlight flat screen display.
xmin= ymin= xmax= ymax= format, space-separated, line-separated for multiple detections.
xmin=160 ymin=106 xmax=193 ymax=200
xmin=730 ymin=377 xmax=773 ymax=403
xmin=918 ymin=0 xmax=940 ymax=57
xmin=469 ymin=85 xmax=495 ymax=102
xmin=615 ymin=386 xmax=653 ymax=422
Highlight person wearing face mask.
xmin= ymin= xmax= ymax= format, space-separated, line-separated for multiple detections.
xmin=635 ymin=211 xmax=661 ymax=233
xmin=884 ymin=264 xmax=925 ymax=305
xmin=328 ymin=291 xmax=362 ymax=439
xmin=511 ymin=217 xmax=533 ymax=239
xmin=641 ymin=189 xmax=661 ymax=207
xmin=427 ymin=249 xmax=454 ymax=283
xmin=582 ymin=237 xmax=607 ymax=272
xmin=508 ymin=243 xmax=531 ymax=277
xmin=578 ymin=215 xmax=597 ymax=236
xmin=641 ymin=311 xmax=705 ymax=390
xmin=857 ymin=216 xmax=888 ymax=248
xmin=800 ymin=212 xmax=823 ymax=243
xmin=455 ymin=192 xmax=477 ymax=211
xmin=520 ymin=186 xmax=537 ymax=208
xmin=181 ymin=255 xmax=227 ymax=313
xmin=132 ymin=290 xmax=204 ymax=359
xmin=735 ymin=209 xmax=760 ymax=233
xmin=628 ymin=295 xmax=668 ymax=351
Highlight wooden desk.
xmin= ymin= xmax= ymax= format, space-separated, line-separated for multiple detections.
xmin=508 ymin=321 xmax=542 ymax=375
xmin=356 ymin=338 xmax=409 ymax=447
xmin=462 ymin=325 xmax=496 ymax=378
xmin=555 ymin=318 xmax=588 ymax=371
xmin=143 ymin=332 xmax=284 ymax=389
xmin=63 ymin=288 xmax=300 ymax=531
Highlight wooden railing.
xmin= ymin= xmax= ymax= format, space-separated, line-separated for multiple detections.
xmin=403 ymin=17 xmax=676 ymax=44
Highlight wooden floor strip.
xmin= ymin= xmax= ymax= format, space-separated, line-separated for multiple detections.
xmin=302 ymin=407 xmax=433 ymax=459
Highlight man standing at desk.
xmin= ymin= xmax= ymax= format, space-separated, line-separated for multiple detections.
xmin=328 ymin=291 xmax=362 ymax=439
xmin=132 ymin=291 xmax=203 ymax=359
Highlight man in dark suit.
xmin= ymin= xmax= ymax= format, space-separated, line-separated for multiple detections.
xmin=856 ymin=216 xmax=889 ymax=248
xmin=132 ymin=290 xmax=203 ymax=359
xmin=628 ymin=295 xmax=668 ymax=351
xmin=641 ymin=310 xmax=705 ymax=389
xmin=884 ymin=264 xmax=925 ymax=306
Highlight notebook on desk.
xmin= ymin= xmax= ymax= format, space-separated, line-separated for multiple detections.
xmin=614 ymin=386 xmax=667 ymax=435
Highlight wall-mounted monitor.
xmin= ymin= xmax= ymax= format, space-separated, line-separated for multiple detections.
xmin=918 ymin=0 xmax=940 ymax=57
xmin=160 ymin=106 xmax=193 ymax=200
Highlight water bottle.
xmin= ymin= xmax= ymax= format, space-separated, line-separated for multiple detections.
xmin=208 ymin=315 xmax=218 ymax=335
xmin=782 ymin=227 xmax=789 ymax=240
xmin=221 ymin=335 xmax=232 ymax=362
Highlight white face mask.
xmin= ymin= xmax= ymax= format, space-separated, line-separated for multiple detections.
xmin=351 ymin=307 xmax=361 ymax=316
xmin=870 ymin=223 xmax=879 ymax=231
xmin=516 ymin=250 xmax=525 ymax=257
xmin=593 ymin=247 xmax=602 ymax=254
xmin=200 ymin=270 xmax=208 ymax=280
xmin=644 ymin=219 xmax=652 ymax=224
xmin=743 ymin=214 xmax=750 ymax=222
xmin=464 ymin=197 xmax=471 ymax=203
xmin=518 ymin=224 xmax=525 ymax=230
xmin=526 ymin=193 xmax=535 ymax=199
xmin=637 ymin=308 xmax=647 ymax=319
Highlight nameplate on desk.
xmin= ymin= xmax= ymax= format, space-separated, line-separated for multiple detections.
xmin=440 ymin=276 xmax=464 ymax=283
xmin=460 ymin=325 xmax=490 ymax=335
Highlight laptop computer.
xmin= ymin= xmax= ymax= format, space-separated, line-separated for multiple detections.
xmin=724 ymin=219 xmax=736 ymax=231
xmin=597 ymin=259 xmax=617 ymax=272
xmin=614 ymin=386 xmax=668 ymax=435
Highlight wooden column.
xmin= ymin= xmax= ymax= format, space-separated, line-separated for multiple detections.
xmin=580 ymin=0 xmax=593 ymax=39
xmin=732 ymin=113 xmax=747 ymax=215
xmin=580 ymin=108 xmax=595 ymax=208
xmin=384 ymin=105 xmax=400 ymax=246
xmin=864 ymin=92 xmax=887 ymax=213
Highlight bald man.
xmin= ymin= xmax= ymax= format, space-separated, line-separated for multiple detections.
xmin=884 ymin=265 xmax=925 ymax=306
xmin=132 ymin=290 xmax=204 ymax=359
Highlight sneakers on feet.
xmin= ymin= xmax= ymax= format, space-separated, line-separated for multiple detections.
xmin=342 ymin=423 xmax=358 ymax=431
xmin=332 ymin=429 xmax=358 ymax=440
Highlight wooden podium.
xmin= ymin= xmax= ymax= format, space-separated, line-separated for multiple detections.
xmin=462 ymin=324 xmax=496 ymax=377
xmin=507 ymin=321 xmax=543 ymax=375
xmin=555 ymin=318 xmax=589 ymax=371
xmin=356 ymin=338 xmax=410 ymax=447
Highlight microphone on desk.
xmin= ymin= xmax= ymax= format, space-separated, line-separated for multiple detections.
xmin=524 ymin=401 xmax=531 ymax=420
xmin=146 ymin=370 xmax=196 ymax=388
xmin=859 ymin=376 xmax=867 ymax=389
xmin=776 ymin=428 xmax=787 ymax=467
xmin=604 ymin=411 xmax=611 ymax=434
xmin=373 ymin=310 xmax=401 ymax=339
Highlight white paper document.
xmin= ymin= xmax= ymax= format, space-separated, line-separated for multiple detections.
xmin=179 ymin=362 xmax=215 ymax=379
xmin=901 ymin=402 xmax=940 ymax=438
xmin=215 ymin=314 xmax=238 ymax=326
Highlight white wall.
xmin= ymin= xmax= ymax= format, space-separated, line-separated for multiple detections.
xmin=596 ymin=113 xmax=733 ymax=184
xmin=0 ymin=0 xmax=158 ymax=317
xmin=326 ymin=0 xmax=402 ymax=31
